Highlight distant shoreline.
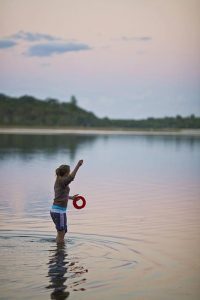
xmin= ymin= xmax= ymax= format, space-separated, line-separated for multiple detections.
xmin=0 ymin=127 xmax=200 ymax=136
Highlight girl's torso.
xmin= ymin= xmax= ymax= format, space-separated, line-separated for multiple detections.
xmin=53 ymin=175 xmax=74 ymax=208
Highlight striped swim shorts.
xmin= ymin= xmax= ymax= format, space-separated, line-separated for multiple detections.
xmin=50 ymin=205 xmax=67 ymax=232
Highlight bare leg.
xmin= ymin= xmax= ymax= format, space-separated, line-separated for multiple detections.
xmin=56 ymin=230 xmax=65 ymax=243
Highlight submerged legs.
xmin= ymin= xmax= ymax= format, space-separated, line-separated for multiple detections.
xmin=56 ymin=230 xmax=66 ymax=243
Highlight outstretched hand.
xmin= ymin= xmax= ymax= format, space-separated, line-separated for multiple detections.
xmin=78 ymin=159 xmax=83 ymax=166
xmin=70 ymin=160 xmax=83 ymax=178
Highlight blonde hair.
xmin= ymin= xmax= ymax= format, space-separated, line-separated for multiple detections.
xmin=55 ymin=165 xmax=70 ymax=177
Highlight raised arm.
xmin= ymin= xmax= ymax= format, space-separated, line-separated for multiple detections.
xmin=70 ymin=160 xmax=83 ymax=179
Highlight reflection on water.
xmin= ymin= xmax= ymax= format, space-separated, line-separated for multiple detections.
xmin=47 ymin=243 xmax=70 ymax=300
xmin=0 ymin=134 xmax=97 ymax=160
xmin=47 ymin=242 xmax=88 ymax=299
xmin=0 ymin=133 xmax=200 ymax=161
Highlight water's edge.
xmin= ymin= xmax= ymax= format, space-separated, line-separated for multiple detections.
xmin=0 ymin=127 xmax=200 ymax=135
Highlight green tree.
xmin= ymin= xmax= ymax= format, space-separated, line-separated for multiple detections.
xmin=70 ymin=95 xmax=77 ymax=106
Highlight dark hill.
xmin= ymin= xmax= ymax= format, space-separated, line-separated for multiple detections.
xmin=0 ymin=94 xmax=102 ymax=127
xmin=0 ymin=93 xmax=200 ymax=129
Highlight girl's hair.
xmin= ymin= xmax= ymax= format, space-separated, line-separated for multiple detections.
xmin=56 ymin=165 xmax=70 ymax=177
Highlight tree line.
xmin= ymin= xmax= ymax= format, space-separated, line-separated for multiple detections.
xmin=0 ymin=93 xmax=200 ymax=129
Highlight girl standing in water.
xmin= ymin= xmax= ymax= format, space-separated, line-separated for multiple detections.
xmin=50 ymin=160 xmax=83 ymax=243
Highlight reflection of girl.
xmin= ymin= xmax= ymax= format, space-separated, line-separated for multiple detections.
xmin=50 ymin=160 xmax=83 ymax=243
xmin=47 ymin=243 xmax=70 ymax=299
xmin=47 ymin=242 xmax=88 ymax=298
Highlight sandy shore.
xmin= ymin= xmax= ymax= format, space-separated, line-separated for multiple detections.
xmin=0 ymin=127 xmax=200 ymax=136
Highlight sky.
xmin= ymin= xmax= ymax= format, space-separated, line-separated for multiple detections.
xmin=0 ymin=0 xmax=200 ymax=119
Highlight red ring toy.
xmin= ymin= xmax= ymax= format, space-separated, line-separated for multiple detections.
xmin=73 ymin=195 xmax=86 ymax=209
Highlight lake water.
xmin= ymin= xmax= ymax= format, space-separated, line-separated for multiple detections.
xmin=0 ymin=132 xmax=200 ymax=300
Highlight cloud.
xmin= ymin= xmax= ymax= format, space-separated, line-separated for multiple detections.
xmin=0 ymin=31 xmax=91 ymax=57
xmin=10 ymin=31 xmax=61 ymax=42
xmin=26 ymin=42 xmax=92 ymax=57
xmin=121 ymin=36 xmax=152 ymax=42
xmin=0 ymin=39 xmax=17 ymax=49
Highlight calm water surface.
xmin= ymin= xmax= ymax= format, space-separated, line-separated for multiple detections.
xmin=0 ymin=133 xmax=200 ymax=300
